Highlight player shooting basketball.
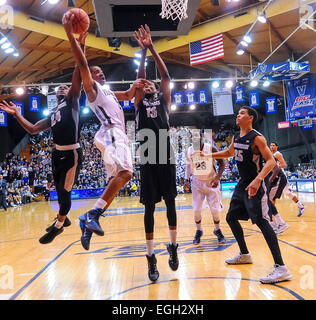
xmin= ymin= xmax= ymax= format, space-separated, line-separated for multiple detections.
xmin=63 ymin=12 xmax=150 ymax=250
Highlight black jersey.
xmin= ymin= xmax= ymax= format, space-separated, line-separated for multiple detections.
xmin=50 ymin=96 xmax=80 ymax=146
xmin=136 ymin=92 xmax=173 ymax=164
xmin=233 ymin=129 xmax=263 ymax=183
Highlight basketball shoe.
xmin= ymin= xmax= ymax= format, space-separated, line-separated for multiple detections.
xmin=39 ymin=226 xmax=64 ymax=244
xmin=213 ymin=228 xmax=226 ymax=244
xmin=80 ymin=221 xmax=93 ymax=250
xmin=225 ymin=253 xmax=253 ymax=265
xmin=260 ymin=265 xmax=292 ymax=284
xmin=166 ymin=243 xmax=179 ymax=271
xmin=146 ymin=254 xmax=159 ymax=282
xmin=193 ymin=230 xmax=203 ymax=244
xmin=46 ymin=216 xmax=71 ymax=232
xmin=79 ymin=208 xmax=104 ymax=236
xmin=276 ymin=222 xmax=290 ymax=235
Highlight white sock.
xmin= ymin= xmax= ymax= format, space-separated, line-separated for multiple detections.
xmin=297 ymin=201 xmax=304 ymax=207
xmin=169 ymin=229 xmax=177 ymax=245
xmin=93 ymin=198 xmax=107 ymax=210
xmin=146 ymin=239 xmax=154 ymax=256
xmin=275 ymin=213 xmax=285 ymax=225
xmin=55 ymin=220 xmax=64 ymax=229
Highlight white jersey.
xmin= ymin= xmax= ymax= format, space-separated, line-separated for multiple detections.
xmin=87 ymin=81 xmax=126 ymax=133
xmin=186 ymin=143 xmax=215 ymax=181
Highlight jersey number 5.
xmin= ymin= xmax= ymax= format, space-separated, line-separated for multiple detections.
xmin=146 ymin=106 xmax=157 ymax=118
xmin=51 ymin=111 xmax=61 ymax=127
xmin=235 ymin=149 xmax=243 ymax=162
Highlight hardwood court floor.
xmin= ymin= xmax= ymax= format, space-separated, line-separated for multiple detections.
xmin=0 ymin=191 xmax=315 ymax=300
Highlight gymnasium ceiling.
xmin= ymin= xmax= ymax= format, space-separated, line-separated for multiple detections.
xmin=0 ymin=0 xmax=316 ymax=96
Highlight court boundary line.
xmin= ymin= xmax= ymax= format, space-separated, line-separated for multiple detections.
xmin=9 ymin=240 xmax=80 ymax=300
xmin=105 ymin=277 xmax=304 ymax=300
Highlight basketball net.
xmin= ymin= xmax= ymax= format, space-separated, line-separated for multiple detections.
xmin=160 ymin=0 xmax=188 ymax=21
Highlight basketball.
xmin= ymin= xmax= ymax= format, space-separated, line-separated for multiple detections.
xmin=68 ymin=8 xmax=90 ymax=34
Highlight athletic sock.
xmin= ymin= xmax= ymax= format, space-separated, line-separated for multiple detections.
xmin=146 ymin=239 xmax=154 ymax=256
xmin=93 ymin=198 xmax=107 ymax=211
xmin=55 ymin=220 xmax=64 ymax=229
xmin=169 ymin=229 xmax=177 ymax=246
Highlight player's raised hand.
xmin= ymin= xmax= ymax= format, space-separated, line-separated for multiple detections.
xmin=133 ymin=29 xmax=146 ymax=50
xmin=76 ymin=31 xmax=88 ymax=45
xmin=62 ymin=12 xmax=74 ymax=35
xmin=141 ymin=24 xmax=153 ymax=48
xmin=0 ymin=100 xmax=17 ymax=115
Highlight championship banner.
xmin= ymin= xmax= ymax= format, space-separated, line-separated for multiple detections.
xmin=235 ymin=86 xmax=245 ymax=103
xmin=249 ymin=91 xmax=260 ymax=108
xmin=29 ymin=95 xmax=40 ymax=112
xmin=266 ymin=96 xmax=277 ymax=114
xmin=47 ymin=95 xmax=58 ymax=112
xmin=197 ymin=89 xmax=208 ymax=104
xmin=286 ymin=74 xmax=316 ymax=120
xmin=212 ymin=87 xmax=234 ymax=116
xmin=185 ymin=90 xmax=196 ymax=105
xmin=0 ymin=111 xmax=7 ymax=126
xmin=13 ymin=101 xmax=24 ymax=117
xmin=121 ymin=100 xmax=132 ymax=110
xmin=172 ymin=91 xmax=184 ymax=105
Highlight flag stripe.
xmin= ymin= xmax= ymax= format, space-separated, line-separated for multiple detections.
xmin=191 ymin=53 xmax=225 ymax=65
xmin=191 ymin=49 xmax=224 ymax=62
xmin=190 ymin=34 xmax=224 ymax=65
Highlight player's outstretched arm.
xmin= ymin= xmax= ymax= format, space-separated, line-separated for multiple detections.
xmin=114 ymin=79 xmax=149 ymax=101
xmin=68 ymin=32 xmax=87 ymax=100
xmin=0 ymin=100 xmax=50 ymax=135
xmin=141 ymin=25 xmax=171 ymax=108
xmin=62 ymin=13 xmax=96 ymax=102
xmin=202 ymin=138 xmax=235 ymax=160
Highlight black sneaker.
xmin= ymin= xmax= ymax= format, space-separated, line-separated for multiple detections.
xmin=146 ymin=254 xmax=159 ymax=282
xmin=46 ymin=216 xmax=71 ymax=232
xmin=213 ymin=228 xmax=226 ymax=244
xmin=39 ymin=226 xmax=64 ymax=244
xmin=166 ymin=243 xmax=179 ymax=271
xmin=79 ymin=208 xmax=104 ymax=236
xmin=193 ymin=230 xmax=203 ymax=245
xmin=80 ymin=221 xmax=93 ymax=250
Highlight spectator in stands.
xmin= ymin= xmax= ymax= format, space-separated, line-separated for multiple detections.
xmin=0 ymin=174 xmax=7 ymax=211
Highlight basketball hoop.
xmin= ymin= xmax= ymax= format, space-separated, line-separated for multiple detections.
xmin=160 ymin=0 xmax=188 ymax=21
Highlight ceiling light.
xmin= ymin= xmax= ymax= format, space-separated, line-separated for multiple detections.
xmin=258 ymin=11 xmax=267 ymax=23
xmin=1 ymin=42 xmax=11 ymax=50
xmin=133 ymin=59 xmax=140 ymax=66
xmin=240 ymin=40 xmax=248 ymax=47
xmin=83 ymin=107 xmax=89 ymax=114
xmin=0 ymin=37 xmax=7 ymax=45
xmin=4 ymin=47 xmax=14 ymax=54
xmin=169 ymin=82 xmax=175 ymax=89
xmin=225 ymin=80 xmax=233 ymax=88
xmin=188 ymin=82 xmax=195 ymax=89
xmin=250 ymin=80 xmax=258 ymax=87
xmin=43 ymin=109 xmax=50 ymax=116
xmin=236 ymin=48 xmax=245 ymax=55
xmin=15 ymin=87 xmax=24 ymax=95
xmin=212 ymin=81 xmax=220 ymax=89
xmin=243 ymin=35 xmax=252 ymax=43
xmin=189 ymin=104 xmax=196 ymax=110
xmin=171 ymin=104 xmax=177 ymax=111
xmin=263 ymin=80 xmax=271 ymax=87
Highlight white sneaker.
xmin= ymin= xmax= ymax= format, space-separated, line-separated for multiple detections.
xmin=260 ymin=265 xmax=292 ymax=284
xmin=276 ymin=222 xmax=290 ymax=235
xmin=225 ymin=253 xmax=253 ymax=265
xmin=270 ymin=221 xmax=278 ymax=232
xmin=297 ymin=203 xmax=305 ymax=217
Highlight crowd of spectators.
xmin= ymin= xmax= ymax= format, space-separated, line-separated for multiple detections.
xmin=0 ymin=122 xmax=315 ymax=211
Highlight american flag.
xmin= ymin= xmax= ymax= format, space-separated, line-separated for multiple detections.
xmin=190 ymin=34 xmax=224 ymax=65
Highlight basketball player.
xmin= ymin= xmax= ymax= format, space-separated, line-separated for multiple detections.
xmin=184 ymin=130 xmax=226 ymax=244
xmin=270 ymin=142 xmax=305 ymax=217
xmin=133 ymin=25 xmax=178 ymax=282
xmin=200 ymin=107 xmax=292 ymax=284
xmin=0 ymin=33 xmax=87 ymax=244
xmin=63 ymin=12 xmax=149 ymax=250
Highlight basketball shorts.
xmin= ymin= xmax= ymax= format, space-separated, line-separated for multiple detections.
xmin=52 ymin=147 xmax=82 ymax=194
xmin=94 ymin=127 xmax=133 ymax=179
xmin=269 ymin=173 xmax=287 ymax=201
xmin=191 ymin=176 xmax=223 ymax=213
xmin=226 ymin=179 xmax=271 ymax=224
xmin=140 ymin=163 xmax=177 ymax=205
